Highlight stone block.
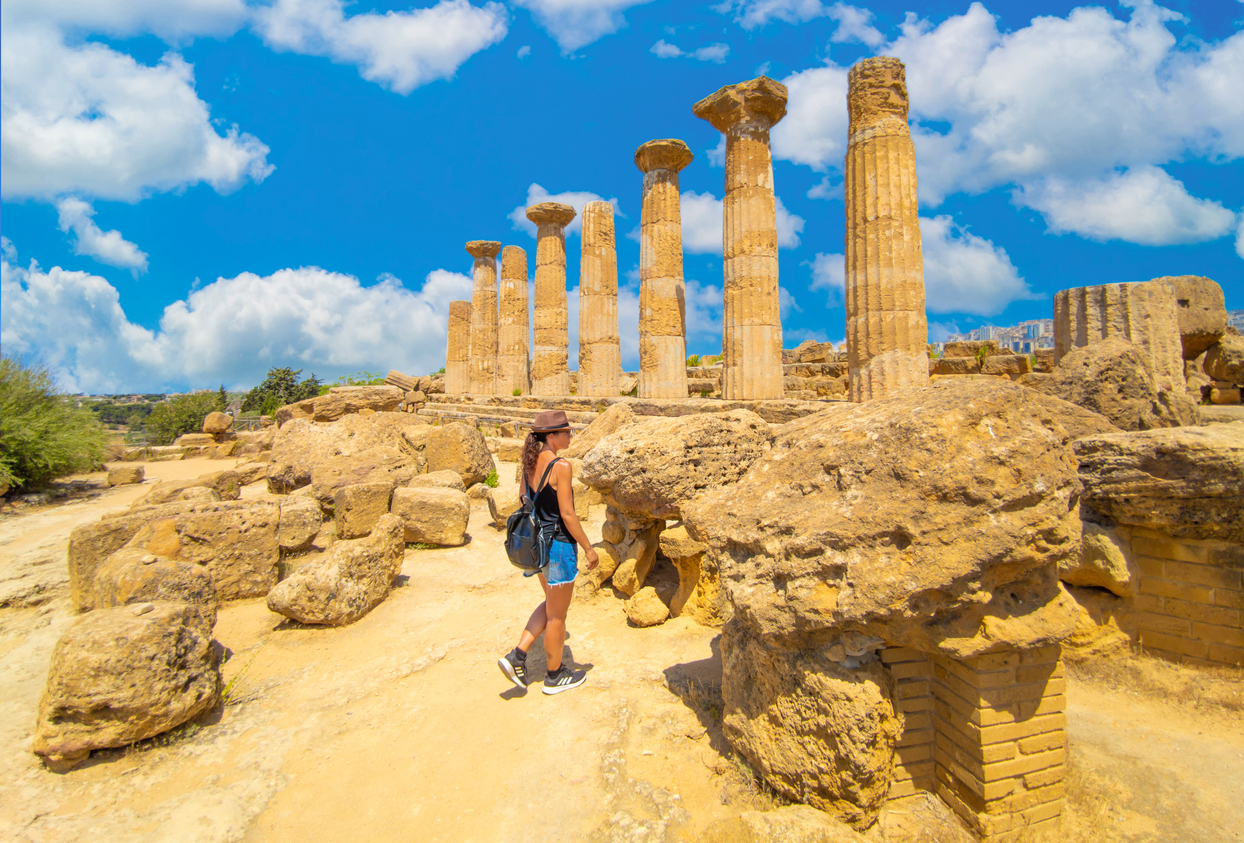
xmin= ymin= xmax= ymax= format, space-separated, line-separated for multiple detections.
xmin=107 ymin=465 xmax=145 ymax=487
xmin=390 ymin=486 xmax=469 ymax=546
xmin=334 ymin=482 xmax=394 ymax=540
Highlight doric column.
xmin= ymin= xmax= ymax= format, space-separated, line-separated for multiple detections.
xmin=578 ymin=201 xmax=621 ymax=398
xmin=635 ymin=139 xmax=693 ymax=399
xmin=693 ymin=77 xmax=787 ymax=400
xmin=844 ymin=57 xmax=930 ymax=402
xmin=465 ymin=240 xmax=501 ymax=395
xmin=526 ymin=202 xmax=576 ymax=396
xmin=445 ymin=300 xmax=472 ymax=394
xmin=497 ymin=245 xmax=530 ymax=396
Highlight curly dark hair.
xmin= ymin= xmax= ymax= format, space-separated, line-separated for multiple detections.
xmin=521 ymin=431 xmax=547 ymax=489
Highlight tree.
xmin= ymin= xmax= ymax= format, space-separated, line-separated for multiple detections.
xmin=0 ymin=356 xmax=109 ymax=491
xmin=241 ymin=368 xmax=322 ymax=414
xmin=145 ymin=393 xmax=220 ymax=445
xmin=217 ymin=384 xmax=228 ymax=412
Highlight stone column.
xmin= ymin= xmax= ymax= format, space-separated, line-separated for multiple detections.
xmin=497 ymin=245 xmax=530 ymax=396
xmin=635 ymin=139 xmax=693 ymax=399
xmin=445 ymin=300 xmax=472 ymax=395
xmin=844 ymin=56 xmax=930 ymax=403
xmin=465 ymin=240 xmax=501 ymax=395
xmin=527 ymin=202 xmax=576 ymax=396
xmin=578 ymin=201 xmax=621 ymax=398
xmin=693 ymin=77 xmax=787 ymax=400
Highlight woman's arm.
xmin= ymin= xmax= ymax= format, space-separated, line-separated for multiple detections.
xmin=553 ymin=460 xmax=598 ymax=570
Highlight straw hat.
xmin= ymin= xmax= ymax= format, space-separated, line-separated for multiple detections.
xmin=531 ymin=410 xmax=571 ymax=433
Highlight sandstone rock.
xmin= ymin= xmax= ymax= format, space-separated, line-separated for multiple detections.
xmin=580 ymin=410 xmax=772 ymax=520
xmin=696 ymin=805 xmax=867 ymax=843
xmin=266 ymin=412 xmax=429 ymax=494
xmin=235 ymin=461 xmax=269 ymax=485
xmin=722 ymin=627 xmax=902 ymax=828
xmin=931 ymin=357 xmax=980 ymax=376
xmin=982 ymin=353 xmax=1031 ymax=377
xmin=486 ymin=487 xmax=522 ymax=530
xmin=563 ymin=402 xmax=642 ymax=459
xmin=488 ymin=436 xmax=524 ymax=463
xmin=312 ymin=386 xmax=403 ymax=421
xmin=611 ymin=520 xmax=662 ymax=597
xmin=274 ymin=397 xmax=316 ymax=427
xmin=1075 ymin=421 xmax=1244 ymax=543
xmin=141 ymin=470 xmax=241 ymax=506
xmin=309 ymin=447 xmax=418 ymax=512
xmin=411 ymin=423 xmax=496 ymax=488
xmin=276 ymin=496 xmax=322 ymax=552
xmin=94 ymin=549 xmax=218 ymax=629
xmin=266 ymin=514 xmax=405 ymax=625
xmin=202 ymin=411 xmax=232 ymax=434
xmin=659 ymin=523 xmax=722 ymax=624
xmin=1034 ymin=348 xmax=1056 ymax=373
xmin=577 ymin=541 xmax=620 ymax=595
xmin=32 ymin=603 xmax=220 ymax=767
xmin=466 ymin=482 xmax=492 ymax=502
xmin=1062 ymin=584 xmax=1136 ymax=663
xmin=683 ymin=378 xmax=1110 ymax=659
xmin=625 ymin=587 xmax=670 ymax=627
xmin=619 ymin=375 xmax=638 ymax=395
xmin=1030 ymin=337 xmax=1194 ymax=430
xmin=944 ymin=340 xmax=1000 ymax=358
xmin=334 ymin=482 xmax=394 ymax=539
xmin=390 ymin=487 xmax=470 ymax=546
xmin=385 ymin=370 xmax=419 ymax=392
xmin=1210 ymin=387 xmax=1242 ymax=404
xmin=408 ymin=469 xmax=467 ymax=492
xmin=69 ymin=514 xmax=167 ymax=612
xmin=177 ymin=486 xmax=221 ymax=503
xmin=1204 ymin=334 xmax=1244 ymax=384
xmin=1158 ymin=275 xmax=1227 ymax=359
xmin=174 ymin=433 xmax=216 ymax=447
xmin=1059 ymin=522 xmax=1136 ymax=597
xmin=107 ymin=465 xmax=145 ymax=486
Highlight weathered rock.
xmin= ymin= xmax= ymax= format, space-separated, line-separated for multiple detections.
xmin=266 ymin=412 xmax=430 ymax=494
xmin=1075 ymin=421 xmax=1244 ymax=543
xmin=580 ymin=410 xmax=772 ymax=520
xmin=1059 ymin=522 xmax=1136 ymax=597
xmin=466 ymin=482 xmax=492 ymax=502
xmin=276 ymin=496 xmax=322 ymax=552
xmin=611 ymin=520 xmax=663 ymax=597
xmin=266 ymin=514 xmax=405 ymax=625
xmin=174 ymin=433 xmax=216 ymax=447
xmin=334 ymin=482 xmax=394 ymax=539
xmin=722 ymin=627 xmax=902 ymax=828
xmin=683 ymin=378 xmax=1111 ymax=659
xmin=312 ymin=386 xmax=403 ymax=421
xmin=407 ymin=469 xmax=467 ymax=492
xmin=390 ymin=487 xmax=470 ymax=546
xmin=1204 ymin=334 xmax=1244 ymax=384
xmin=202 ymin=412 xmax=232 ymax=434
xmin=235 ymin=461 xmax=270 ymax=485
xmin=486 ymin=487 xmax=522 ymax=530
xmin=488 ymin=436 xmax=524 ymax=463
xmin=141 ymin=470 xmax=241 ymax=506
xmin=625 ymin=587 xmax=670 ymax=627
xmin=577 ymin=540 xmax=621 ymax=595
xmin=659 ymin=523 xmax=722 ymax=625
xmin=401 ymin=422 xmax=496 ymax=487
xmin=32 ymin=603 xmax=220 ymax=767
xmin=177 ymin=486 xmax=221 ymax=503
xmin=94 ymin=548 xmax=218 ymax=628
xmin=310 ymin=447 xmax=418 ymax=513
xmin=696 ymin=805 xmax=867 ymax=843
xmin=1061 ymin=584 xmax=1136 ymax=663
xmin=1158 ymin=275 xmax=1227 ymax=359
xmin=562 ymin=402 xmax=643 ymax=459
xmin=107 ymin=465 xmax=145 ymax=486
xmin=1030 ymin=337 xmax=1194 ymax=430
xmin=274 ymin=397 xmax=316 ymax=427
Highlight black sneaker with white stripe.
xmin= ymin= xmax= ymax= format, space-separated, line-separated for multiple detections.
xmin=498 ymin=649 xmax=528 ymax=689
xmin=542 ymin=665 xmax=586 ymax=695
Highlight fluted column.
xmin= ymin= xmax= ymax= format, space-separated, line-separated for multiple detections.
xmin=445 ymin=300 xmax=472 ymax=394
xmin=693 ymin=77 xmax=787 ymax=400
xmin=635 ymin=139 xmax=693 ymax=399
xmin=578 ymin=201 xmax=621 ymax=397
xmin=527 ymin=202 xmax=576 ymax=396
xmin=465 ymin=240 xmax=501 ymax=395
xmin=844 ymin=57 xmax=930 ymax=403
xmin=498 ymin=245 xmax=530 ymax=396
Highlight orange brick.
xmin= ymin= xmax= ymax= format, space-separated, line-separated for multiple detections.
xmin=976 ymin=714 xmax=1066 ymax=747
xmin=898 ymin=679 xmax=932 ymax=699
xmin=1215 ymin=588 xmax=1244 ymax=611
xmin=1135 ymin=555 xmax=1166 ymax=577
xmin=897 ymin=743 xmax=934 ymax=765
xmin=1139 ymin=630 xmax=1209 ymax=658
xmin=1192 ymin=621 xmax=1244 ymax=648
xmin=957 ymin=650 xmax=1021 ymax=671
xmin=982 ymin=747 xmax=1066 ymax=782
xmin=1021 ymin=798 xmax=1063 ymax=824
xmin=1003 ymin=782 xmax=1065 ymax=813
xmin=1133 ymin=593 xmax=1163 ymax=613
xmin=893 ymin=759 xmax=935 ymax=782
xmin=935 ymin=726 xmax=1017 ymax=764
xmin=901 ymin=711 xmax=932 ymax=732
xmin=1133 ymin=533 xmax=1208 ymax=564
xmin=1208 ymin=642 xmax=1244 ymax=667
xmin=1163 ymin=597 xmax=1241 ymax=627
xmin=1018 ymin=731 xmax=1066 ymax=755
xmin=899 ymin=725 xmax=935 ymax=748
xmin=1023 ymin=764 xmax=1065 ymax=789
xmin=1019 ymin=645 xmax=1061 ymax=665
xmin=1137 ymin=611 xmax=1192 ymax=637
xmin=887 ymin=777 xmax=930 ymax=799
xmin=941 ymin=657 xmax=1018 ymax=688
xmin=1140 ymin=578 xmax=1212 ymax=602
xmin=891 ymin=660 xmax=932 ymax=679
xmin=899 ymin=694 xmax=935 ymax=713
xmin=881 ymin=647 xmax=927 ymax=663
xmin=1167 ymin=560 xmax=1242 ymax=590
xmin=1016 ymin=662 xmax=1062 ymax=685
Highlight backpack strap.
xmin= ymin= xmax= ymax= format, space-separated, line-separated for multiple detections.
xmin=522 ymin=458 xmax=563 ymax=502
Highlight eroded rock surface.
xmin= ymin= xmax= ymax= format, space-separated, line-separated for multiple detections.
xmin=141 ymin=470 xmax=241 ymax=505
xmin=266 ymin=413 xmax=429 ymax=494
xmin=94 ymin=548 xmax=218 ymax=628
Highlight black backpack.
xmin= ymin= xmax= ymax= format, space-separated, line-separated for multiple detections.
xmin=504 ymin=459 xmax=562 ymax=572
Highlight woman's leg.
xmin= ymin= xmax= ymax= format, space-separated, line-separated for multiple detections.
xmin=543 ymin=581 xmax=575 ymax=672
xmin=516 ymin=573 xmax=551 ymax=653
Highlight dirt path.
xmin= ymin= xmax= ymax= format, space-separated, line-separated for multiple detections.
xmin=1 ymin=459 xmax=1241 ymax=842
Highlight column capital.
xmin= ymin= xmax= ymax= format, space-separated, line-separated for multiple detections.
xmin=526 ymin=202 xmax=576 ymax=227
xmin=465 ymin=240 xmax=501 ymax=259
xmin=635 ymin=139 xmax=694 ymax=174
xmin=848 ymin=56 xmax=909 ymax=133
xmin=692 ymin=76 xmax=788 ymax=134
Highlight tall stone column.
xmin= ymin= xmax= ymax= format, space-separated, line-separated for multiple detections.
xmin=635 ymin=139 xmax=693 ymax=399
xmin=693 ymin=77 xmax=787 ymax=400
xmin=465 ymin=240 xmax=501 ymax=395
xmin=497 ymin=245 xmax=530 ymax=396
xmin=527 ymin=202 xmax=576 ymax=396
xmin=844 ymin=57 xmax=930 ymax=403
xmin=445 ymin=300 xmax=472 ymax=394
xmin=578 ymin=201 xmax=621 ymax=398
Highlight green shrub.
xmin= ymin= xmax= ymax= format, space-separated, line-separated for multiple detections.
xmin=241 ymin=367 xmax=322 ymax=413
xmin=485 ymin=470 xmax=499 ymax=489
xmin=328 ymin=370 xmax=385 ymax=388
xmin=686 ymin=354 xmax=701 ymax=367
xmin=512 ymin=388 xmax=522 ymax=396
xmin=0 ymin=356 xmax=109 ymax=491
xmin=145 ymin=392 xmax=221 ymax=445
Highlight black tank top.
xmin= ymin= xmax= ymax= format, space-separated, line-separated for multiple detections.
xmin=530 ymin=458 xmax=573 ymax=543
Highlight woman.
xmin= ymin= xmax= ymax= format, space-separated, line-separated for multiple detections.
xmin=498 ymin=410 xmax=599 ymax=694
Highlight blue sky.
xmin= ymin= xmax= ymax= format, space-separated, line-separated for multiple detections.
xmin=2 ymin=0 xmax=1242 ymax=393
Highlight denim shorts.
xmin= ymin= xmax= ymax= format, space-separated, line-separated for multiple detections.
xmin=524 ymin=539 xmax=578 ymax=586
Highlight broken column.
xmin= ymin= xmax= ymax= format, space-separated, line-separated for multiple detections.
xmin=497 ymin=245 xmax=530 ymax=396
xmin=635 ymin=139 xmax=693 ymax=399
xmin=578 ymin=201 xmax=621 ymax=398
xmin=527 ymin=202 xmax=577 ymax=396
xmin=693 ymin=77 xmax=787 ymax=400
xmin=466 ymin=240 xmax=501 ymax=395
xmin=844 ymin=56 xmax=930 ymax=403
xmin=445 ymin=300 xmax=472 ymax=395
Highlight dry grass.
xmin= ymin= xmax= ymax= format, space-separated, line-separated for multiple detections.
xmin=1066 ymin=647 xmax=1244 ymax=717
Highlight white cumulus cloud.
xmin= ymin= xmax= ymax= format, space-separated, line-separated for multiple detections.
xmin=920 ymin=215 xmax=1038 ymax=316
xmin=254 ymin=0 xmax=509 ymax=95
xmin=715 ymin=0 xmax=882 ymax=44
xmin=650 ymin=39 xmax=730 ymax=63
xmin=805 ymin=251 xmax=845 ymax=304
xmin=55 ymin=198 xmax=149 ymax=274
xmin=508 ymin=183 xmax=622 ymax=239
xmin=677 ymin=191 xmax=805 ymax=254
xmin=0 ymin=0 xmax=248 ymax=41
xmin=1237 ymin=214 xmax=1244 ymax=260
xmin=511 ymin=0 xmax=655 ymax=53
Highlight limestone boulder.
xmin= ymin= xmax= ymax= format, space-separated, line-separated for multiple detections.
xmin=401 ymin=422 xmax=495 ymax=488
xmin=722 ymin=626 xmax=902 ymax=828
xmin=683 ymin=378 xmax=1111 ymax=659
xmin=94 ymin=548 xmax=218 ymax=629
xmin=611 ymin=519 xmax=663 ymax=597
xmin=107 ymin=465 xmax=144 ymax=486
xmin=202 ymin=412 xmax=232 ymax=434
xmin=141 ymin=470 xmax=241 ymax=506
xmin=69 ymin=506 xmax=191 ymax=612
xmin=177 ymin=487 xmax=221 ymax=503
xmin=1062 ymin=585 xmax=1135 ymax=663
xmin=32 ymin=602 xmax=220 ymax=769
xmin=488 ymin=436 xmax=524 ymax=463
xmin=1204 ymin=334 xmax=1244 ymax=384
xmin=408 ymin=469 xmax=467 ymax=492
xmin=696 ymin=805 xmax=867 ymax=843
xmin=660 ymin=524 xmax=723 ymax=625
xmin=563 ymin=403 xmax=643 ymax=459
xmin=1157 ymin=275 xmax=1227 ymax=359
xmin=1075 ymin=421 xmax=1244 ymax=543
xmin=174 ymin=433 xmax=216 ymax=447
xmin=1059 ymin=522 xmax=1137 ymax=597
xmin=1030 ymin=337 xmax=1194 ymax=430
xmin=266 ymin=514 xmax=405 ymax=625
xmin=624 ymin=587 xmax=670 ymax=627
xmin=580 ymin=410 xmax=773 ymax=520
xmin=486 ymin=487 xmax=522 ymax=530
xmin=266 ymin=412 xmax=430 ymax=494
xmin=274 ymin=397 xmax=316 ymax=427
xmin=334 ymin=482 xmax=394 ymax=539
xmin=390 ymin=486 xmax=469 ymax=546
xmin=309 ymin=446 xmax=419 ymax=512
xmin=312 ymin=385 xmax=403 ymax=421
xmin=276 ymin=496 xmax=322 ymax=552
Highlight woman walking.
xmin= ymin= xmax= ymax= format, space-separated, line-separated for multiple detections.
xmin=498 ymin=410 xmax=598 ymax=694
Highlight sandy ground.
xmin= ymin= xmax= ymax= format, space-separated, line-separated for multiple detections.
xmin=0 ymin=457 xmax=1241 ymax=842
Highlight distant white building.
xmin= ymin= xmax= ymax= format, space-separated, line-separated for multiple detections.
xmin=1228 ymin=310 xmax=1244 ymax=333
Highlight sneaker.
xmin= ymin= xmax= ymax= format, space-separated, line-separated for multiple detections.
xmin=542 ymin=665 xmax=586 ymax=695
xmin=498 ymin=649 xmax=528 ymax=689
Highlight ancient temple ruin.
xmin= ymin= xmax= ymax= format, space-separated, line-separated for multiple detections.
xmin=578 ymin=200 xmax=621 ymax=398
xmin=497 ymin=245 xmax=531 ymax=395
xmin=465 ymin=240 xmax=501 ymax=395
xmin=527 ymin=202 xmax=576 ymax=397
xmin=444 ymin=299 xmax=472 ymax=395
